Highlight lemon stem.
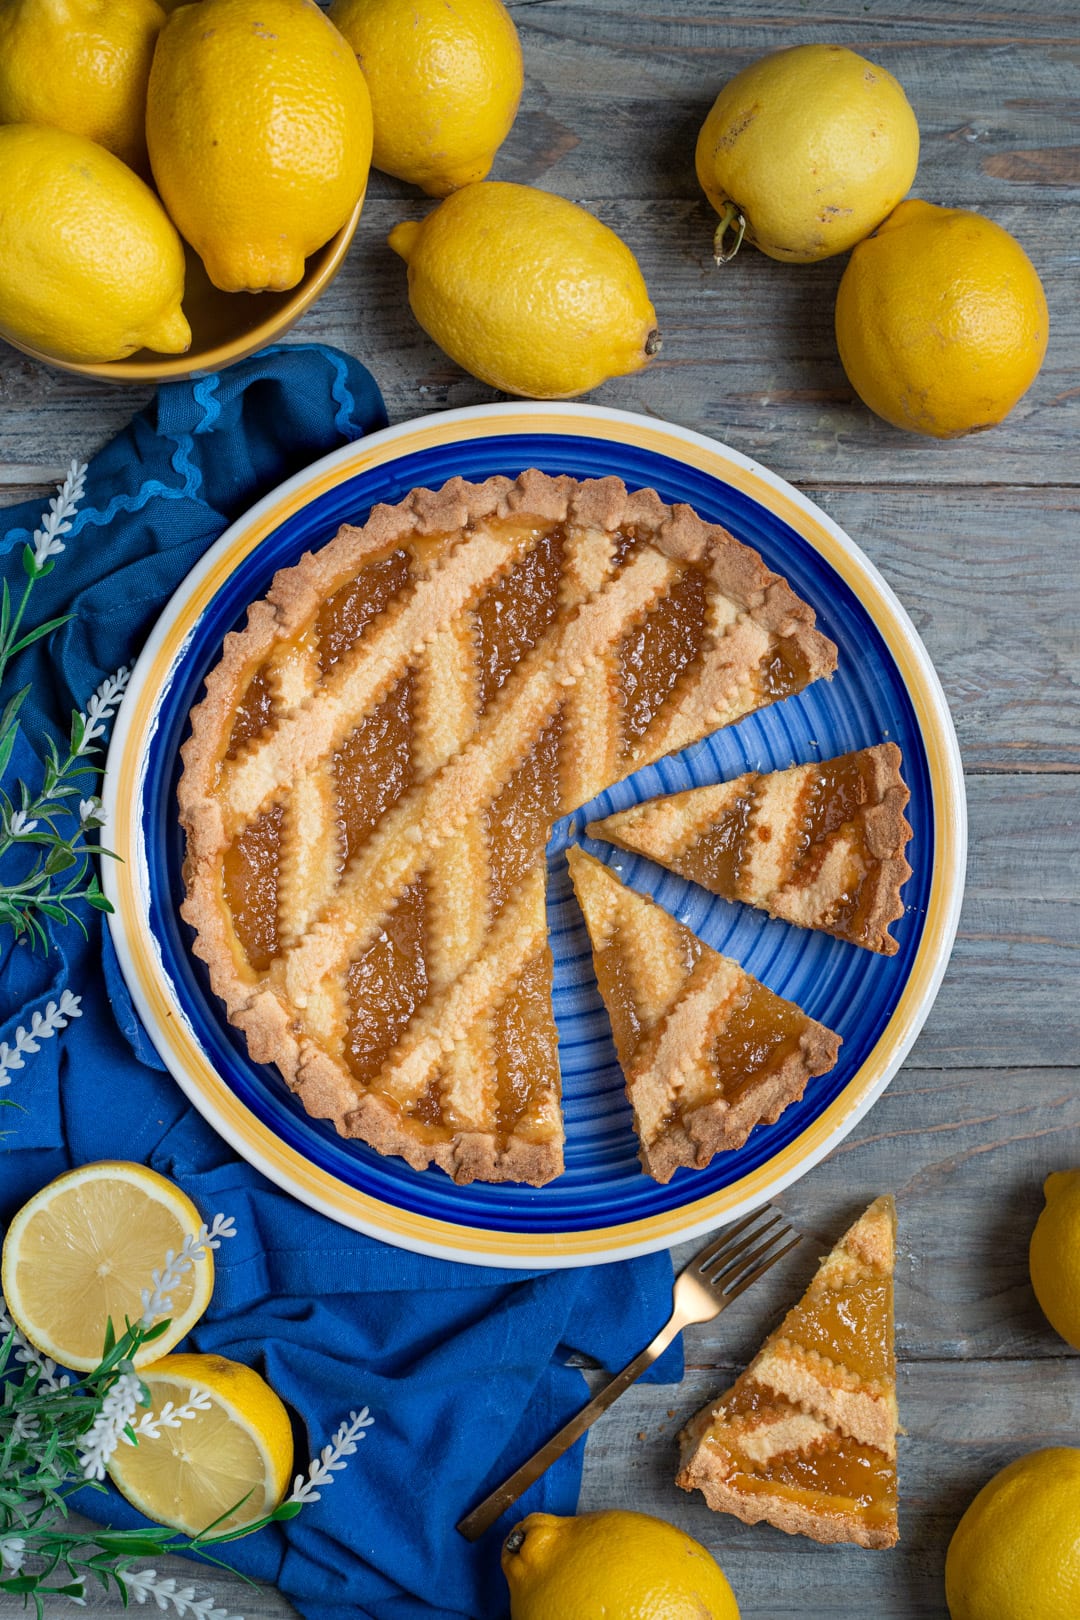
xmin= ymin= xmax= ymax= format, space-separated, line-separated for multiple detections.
xmin=712 ymin=205 xmax=747 ymax=265
xmin=644 ymin=328 xmax=662 ymax=357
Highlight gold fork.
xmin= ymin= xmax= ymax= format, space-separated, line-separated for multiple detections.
xmin=456 ymin=1205 xmax=801 ymax=1540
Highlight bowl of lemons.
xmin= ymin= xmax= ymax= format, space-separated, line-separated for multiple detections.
xmin=0 ymin=0 xmax=373 ymax=382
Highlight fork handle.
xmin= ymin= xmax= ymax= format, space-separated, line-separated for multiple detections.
xmin=456 ymin=1309 xmax=687 ymax=1542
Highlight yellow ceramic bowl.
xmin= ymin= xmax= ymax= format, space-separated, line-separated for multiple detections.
xmin=5 ymin=198 xmax=363 ymax=383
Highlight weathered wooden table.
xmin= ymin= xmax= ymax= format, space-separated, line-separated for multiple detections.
xmin=1 ymin=2 xmax=1076 ymax=1615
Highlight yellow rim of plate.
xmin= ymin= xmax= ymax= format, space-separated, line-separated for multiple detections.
xmin=105 ymin=405 xmax=965 ymax=1266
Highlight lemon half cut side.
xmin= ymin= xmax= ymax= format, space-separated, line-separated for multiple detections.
xmin=1 ymin=1161 xmax=213 ymax=1372
xmin=108 ymin=1353 xmax=294 ymax=1537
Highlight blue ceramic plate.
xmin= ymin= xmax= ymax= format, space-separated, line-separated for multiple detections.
xmin=103 ymin=404 xmax=966 ymax=1267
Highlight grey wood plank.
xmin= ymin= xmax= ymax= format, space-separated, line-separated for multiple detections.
xmin=501 ymin=17 xmax=1080 ymax=202
xmin=669 ymin=1065 xmax=1080 ymax=1366
xmin=578 ymin=1359 xmax=1080 ymax=1619
xmin=809 ymin=487 xmax=1080 ymax=775
xmin=0 ymin=189 xmax=1074 ymax=488
xmin=909 ymin=773 xmax=1080 ymax=1068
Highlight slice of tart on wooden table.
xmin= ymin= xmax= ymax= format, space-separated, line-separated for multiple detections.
xmin=677 ymin=1193 xmax=899 ymax=1548
xmin=178 ymin=470 xmax=837 ymax=1185
xmin=589 ymin=743 xmax=913 ymax=955
xmin=566 ymin=847 xmax=841 ymax=1183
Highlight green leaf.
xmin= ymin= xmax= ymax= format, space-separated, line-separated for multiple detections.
xmin=69 ymin=709 xmax=85 ymax=755
xmin=92 ymin=1533 xmax=175 ymax=1556
xmin=85 ymin=891 xmax=114 ymax=914
xmin=44 ymin=845 xmax=77 ymax=876
xmin=271 ymin=1499 xmax=304 ymax=1521
xmin=0 ymin=683 xmax=29 ymax=740
xmin=21 ymin=543 xmax=37 ymax=579
xmin=7 ymin=614 xmax=75 ymax=657
xmin=102 ymin=1318 xmax=116 ymax=1358
xmin=0 ymin=726 xmax=19 ymax=785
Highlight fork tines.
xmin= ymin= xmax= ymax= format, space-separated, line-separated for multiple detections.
xmin=697 ymin=1208 xmax=802 ymax=1297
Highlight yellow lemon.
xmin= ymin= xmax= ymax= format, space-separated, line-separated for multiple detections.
xmin=502 ymin=1510 xmax=740 ymax=1620
xmin=945 ymin=1448 xmax=1080 ymax=1620
xmin=146 ymin=0 xmax=373 ymax=293
xmin=0 ymin=125 xmax=190 ymax=364
xmin=1 ymin=1161 xmax=212 ymax=1371
xmin=835 ymin=199 xmax=1049 ymax=437
xmin=696 ymin=43 xmax=919 ymax=263
xmin=389 ymin=182 xmax=660 ymax=399
xmin=0 ymin=0 xmax=164 ymax=173
xmin=330 ymin=0 xmax=522 ymax=196
xmin=1029 ymin=1170 xmax=1080 ymax=1348
xmin=108 ymin=1353 xmax=294 ymax=1536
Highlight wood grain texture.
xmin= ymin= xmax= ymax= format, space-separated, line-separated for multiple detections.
xmin=1 ymin=194 xmax=1073 ymax=488
xmin=579 ymin=1360 xmax=1080 ymax=1617
xmin=1 ymin=0 xmax=1077 ymax=1617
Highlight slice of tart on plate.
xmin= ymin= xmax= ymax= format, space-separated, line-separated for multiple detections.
xmin=566 ymin=846 xmax=841 ymax=1183
xmin=677 ymin=1193 xmax=899 ymax=1547
xmin=589 ymin=743 xmax=913 ymax=955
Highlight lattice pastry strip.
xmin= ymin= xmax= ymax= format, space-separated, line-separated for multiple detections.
xmin=567 ymin=847 xmax=840 ymax=1184
xmin=179 ymin=471 xmax=839 ymax=1185
xmin=589 ymin=744 xmax=912 ymax=954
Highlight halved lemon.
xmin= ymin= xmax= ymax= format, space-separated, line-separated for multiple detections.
xmin=108 ymin=1353 xmax=294 ymax=1536
xmin=0 ymin=1161 xmax=213 ymax=1371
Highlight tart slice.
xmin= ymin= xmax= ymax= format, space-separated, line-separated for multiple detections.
xmin=677 ymin=1194 xmax=899 ymax=1548
xmin=588 ymin=744 xmax=912 ymax=954
xmin=565 ymin=847 xmax=840 ymax=1183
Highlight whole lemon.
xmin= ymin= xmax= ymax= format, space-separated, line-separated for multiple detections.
xmin=0 ymin=0 xmax=164 ymax=173
xmin=502 ymin=1510 xmax=740 ymax=1620
xmin=330 ymin=0 xmax=522 ymax=196
xmin=388 ymin=182 xmax=660 ymax=399
xmin=696 ymin=43 xmax=919 ymax=263
xmin=146 ymin=0 xmax=373 ymax=293
xmin=835 ymin=199 xmax=1049 ymax=437
xmin=1030 ymin=1171 xmax=1080 ymax=1348
xmin=0 ymin=124 xmax=190 ymax=364
xmin=945 ymin=1448 xmax=1080 ymax=1620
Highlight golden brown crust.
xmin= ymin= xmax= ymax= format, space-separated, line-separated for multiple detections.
xmin=852 ymin=743 xmax=914 ymax=954
xmin=674 ymin=1463 xmax=898 ymax=1549
xmin=178 ymin=471 xmax=838 ymax=1185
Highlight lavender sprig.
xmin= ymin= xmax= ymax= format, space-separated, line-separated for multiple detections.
xmin=0 ymin=464 xmax=130 ymax=958
xmin=0 ymin=992 xmax=82 ymax=1092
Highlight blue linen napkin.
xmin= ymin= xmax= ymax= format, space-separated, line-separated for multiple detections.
xmin=0 ymin=345 xmax=682 ymax=1620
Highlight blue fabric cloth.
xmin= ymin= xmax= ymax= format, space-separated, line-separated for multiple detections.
xmin=0 ymin=345 xmax=681 ymax=1620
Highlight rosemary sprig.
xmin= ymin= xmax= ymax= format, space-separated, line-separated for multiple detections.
xmin=0 ymin=463 xmax=128 ymax=952
xmin=0 ymin=1211 xmax=372 ymax=1619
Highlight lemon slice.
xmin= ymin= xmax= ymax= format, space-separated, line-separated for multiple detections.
xmin=108 ymin=1353 xmax=294 ymax=1536
xmin=0 ymin=1161 xmax=213 ymax=1371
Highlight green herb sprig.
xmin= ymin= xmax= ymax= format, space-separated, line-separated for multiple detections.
xmin=0 ymin=1211 xmax=372 ymax=1619
xmin=0 ymin=461 xmax=128 ymax=951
